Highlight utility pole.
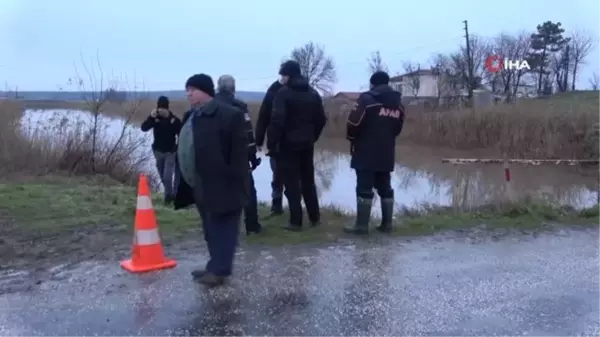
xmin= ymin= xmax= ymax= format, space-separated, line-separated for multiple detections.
xmin=463 ymin=20 xmax=474 ymax=105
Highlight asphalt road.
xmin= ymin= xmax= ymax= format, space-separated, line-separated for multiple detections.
xmin=1 ymin=228 xmax=598 ymax=336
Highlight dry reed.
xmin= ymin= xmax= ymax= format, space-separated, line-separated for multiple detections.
xmin=0 ymin=100 xmax=151 ymax=185
xmin=16 ymin=91 xmax=600 ymax=159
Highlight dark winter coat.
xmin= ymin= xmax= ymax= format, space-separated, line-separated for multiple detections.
xmin=173 ymin=99 xmax=248 ymax=214
xmin=267 ymin=76 xmax=327 ymax=153
xmin=140 ymin=111 xmax=182 ymax=153
xmin=254 ymin=80 xmax=283 ymax=147
xmin=214 ymin=91 xmax=259 ymax=168
xmin=346 ymin=85 xmax=405 ymax=172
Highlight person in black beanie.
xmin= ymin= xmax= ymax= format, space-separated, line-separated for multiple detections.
xmin=267 ymin=60 xmax=327 ymax=232
xmin=140 ymin=95 xmax=181 ymax=205
xmin=344 ymin=70 xmax=405 ymax=235
xmin=173 ymin=73 xmax=248 ymax=287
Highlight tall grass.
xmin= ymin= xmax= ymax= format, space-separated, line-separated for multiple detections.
xmin=312 ymin=91 xmax=600 ymax=159
xmin=401 ymin=92 xmax=599 ymax=159
xmin=0 ymin=100 xmax=151 ymax=185
xmin=18 ymin=91 xmax=599 ymax=159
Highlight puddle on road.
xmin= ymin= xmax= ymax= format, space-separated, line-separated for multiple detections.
xmin=21 ymin=109 xmax=600 ymax=214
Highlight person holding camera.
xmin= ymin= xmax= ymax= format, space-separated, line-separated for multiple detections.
xmin=141 ymin=96 xmax=182 ymax=205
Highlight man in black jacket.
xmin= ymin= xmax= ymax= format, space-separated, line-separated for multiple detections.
xmin=254 ymin=79 xmax=285 ymax=217
xmin=173 ymin=73 xmax=248 ymax=287
xmin=215 ymin=74 xmax=263 ymax=235
xmin=345 ymin=71 xmax=405 ymax=235
xmin=267 ymin=60 xmax=327 ymax=231
xmin=140 ymin=96 xmax=181 ymax=204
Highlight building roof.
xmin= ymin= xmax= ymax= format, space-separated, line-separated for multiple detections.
xmin=333 ymin=92 xmax=361 ymax=100
xmin=390 ymin=69 xmax=435 ymax=82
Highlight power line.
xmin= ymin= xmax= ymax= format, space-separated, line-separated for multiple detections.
xmin=148 ymin=36 xmax=467 ymax=86
xmin=235 ymin=36 xmax=466 ymax=82
xmin=83 ymin=36 xmax=469 ymax=91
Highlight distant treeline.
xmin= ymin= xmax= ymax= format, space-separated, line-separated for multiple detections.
xmin=0 ymin=90 xmax=265 ymax=102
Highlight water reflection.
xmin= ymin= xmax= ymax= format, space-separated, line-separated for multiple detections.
xmin=21 ymin=109 xmax=599 ymax=213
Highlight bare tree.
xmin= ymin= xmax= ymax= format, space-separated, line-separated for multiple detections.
xmin=448 ymin=35 xmax=492 ymax=100
xmin=569 ymin=30 xmax=594 ymax=91
xmin=549 ymin=45 xmax=571 ymax=93
xmin=589 ymin=73 xmax=599 ymax=90
xmin=367 ymin=50 xmax=389 ymax=74
xmin=428 ymin=36 xmax=491 ymax=108
xmin=69 ymin=51 xmax=109 ymax=172
xmin=430 ymin=53 xmax=463 ymax=109
xmin=490 ymin=32 xmax=532 ymax=101
xmin=67 ymin=52 xmax=147 ymax=176
xmin=289 ymin=42 xmax=337 ymax=94
xmin=402 ymin=62 xmax=421 ymax=99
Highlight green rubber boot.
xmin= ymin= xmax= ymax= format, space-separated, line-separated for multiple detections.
xmin=343 ymin=197 xmax=372 ymax=235
xmin=377 ymin=198 xmax=394 ymax=233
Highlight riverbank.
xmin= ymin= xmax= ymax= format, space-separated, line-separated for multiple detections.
xmin=15 ymin=91 xmax=600 ymax=159
xmin=1 ymin=175 xmax=597 ymax=269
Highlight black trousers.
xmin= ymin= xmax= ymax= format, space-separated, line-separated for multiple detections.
xmin=193 ymin=185 xmax=241 ymax=277
xmin=244 ymin=172 xmax=260 ymax=231
xmin=276 ymin=147 xmax=320 ymax=226
xmin=269 ymin=157 xmax=284 ymax=208
xmin=355 ymin=170 xmax=394 ymax=199
xmin=195 ymin=209 xmax=241 ymax=277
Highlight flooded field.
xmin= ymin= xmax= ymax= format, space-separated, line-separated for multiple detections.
xmin=21 ymin=109 xmax=600 ymax=214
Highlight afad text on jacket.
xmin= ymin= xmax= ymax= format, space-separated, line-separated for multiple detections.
xmin=346 ymin=84 xmax=405 ymax=172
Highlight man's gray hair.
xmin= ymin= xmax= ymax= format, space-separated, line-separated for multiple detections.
xmin=217 ymin=74 xmax=236 ymax=94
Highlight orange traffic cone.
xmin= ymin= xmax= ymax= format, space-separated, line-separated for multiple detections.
xmin=120 ymin=174 xmax=177 ymax=273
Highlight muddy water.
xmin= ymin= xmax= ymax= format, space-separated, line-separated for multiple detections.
xmin=21 ymin=109 xmax=599 ymax=214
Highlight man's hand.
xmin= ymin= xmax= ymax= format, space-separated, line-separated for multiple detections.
xmin=150 ymin=109 xmax=158 ymax=118
xmin=250 ymin=156 xmax=262 ymax=170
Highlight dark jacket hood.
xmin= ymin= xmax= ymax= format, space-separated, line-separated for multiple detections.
xmin=369 ymin=84 xmax=401 ymax=107
xmin=287 ymin=76 xmax=310 ymax=92
xmin=215 ymin=91 xmax=235 ymax=100
xmin=266 ymin=80 xmax=283 ymax=95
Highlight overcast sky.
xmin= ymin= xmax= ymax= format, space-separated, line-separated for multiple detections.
xmin=1 ymin=0 xmax=598 ymax=92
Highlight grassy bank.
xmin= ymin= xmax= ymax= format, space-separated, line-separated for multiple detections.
xmin=18 ymin=91 xmax=600 ymax=159
xmin=1 ymin=175 xmax=597 ymax=267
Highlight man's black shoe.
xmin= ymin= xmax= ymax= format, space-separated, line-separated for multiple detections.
xmin=262 ymin=210 xmax=283 ymax=220
xmin=310 ymin=221 xmax=320 ymax=227
xmin=246 ymin=225 xmax=263 ymax=236
xmin=376 ymin=225 xmax=393 ymax=233
xmin=196 ymin=272 xmax=226 ymax=287
xmin=281 ymin=224 xmax=302 ymax=232
xmin=164 ymin=194 xmax=174 ymax=206
xmin=191 ymin=269 xmax=206 ymax=279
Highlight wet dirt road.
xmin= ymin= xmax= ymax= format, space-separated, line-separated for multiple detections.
xmin=1 ymin=228 xmax=598 ymax=336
